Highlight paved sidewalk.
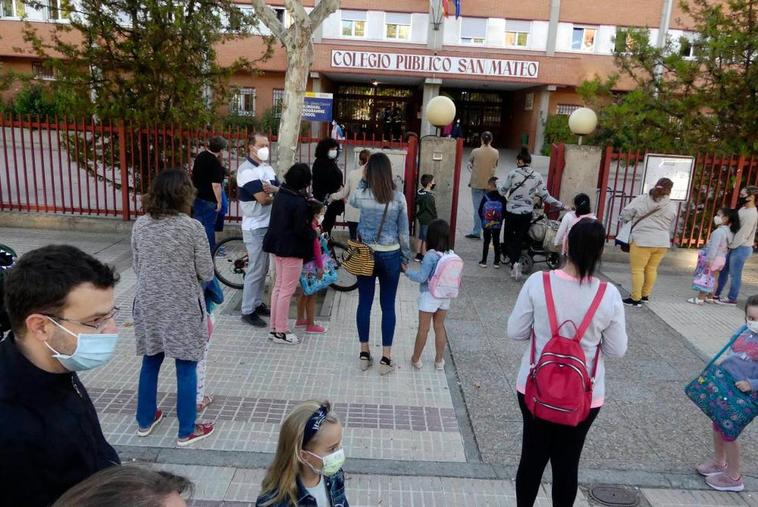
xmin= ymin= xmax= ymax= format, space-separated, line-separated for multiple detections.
xmin=4 ymin=217 xmax=758 ymax=506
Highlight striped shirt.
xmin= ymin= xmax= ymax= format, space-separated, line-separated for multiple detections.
xmin=236 ymin=157 xmax=279 ymax=231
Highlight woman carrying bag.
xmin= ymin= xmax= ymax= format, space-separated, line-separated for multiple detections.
xmin=617 ymin=178 xmax=677 ymax=307
xmin=348 ymin=153 xmax=411 ymax=376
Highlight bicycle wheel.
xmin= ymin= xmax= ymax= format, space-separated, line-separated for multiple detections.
xmin=213 ymin=237 xmax=248 ymax=289
xmin=328 ymin=240 xmax=358 ymax=292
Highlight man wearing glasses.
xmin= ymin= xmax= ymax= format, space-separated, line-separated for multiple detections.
xmin=0 ymin=245 xmax=121 ymax=506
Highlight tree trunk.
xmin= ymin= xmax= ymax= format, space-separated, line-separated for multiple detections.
xmin=276 ymin=37 xmax=313 ymax=176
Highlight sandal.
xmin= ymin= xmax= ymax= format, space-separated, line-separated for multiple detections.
xmin=197 ymin=394 xmax=214 ymax=412
xmin=687 ymin=297 xmax=704 ymax=305
xmin=359 ymin=352 xmax=373 ymax=371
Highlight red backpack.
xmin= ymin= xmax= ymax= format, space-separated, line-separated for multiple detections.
xmin=524 ymin=272 xmax=607 ymax=426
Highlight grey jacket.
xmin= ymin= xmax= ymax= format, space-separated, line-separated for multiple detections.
xmin=131 ymin=214 xmax=214 ymax=362
xmin=620 ymin=194 xmax=677 ymax=248
xmin=499 ymin=166 xmax=562 ymax=215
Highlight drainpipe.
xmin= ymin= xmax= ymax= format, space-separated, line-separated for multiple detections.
xmin=546 ymin=0 xmax=560 ymax=56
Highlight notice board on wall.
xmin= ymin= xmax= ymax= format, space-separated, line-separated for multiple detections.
xmin=641 ymin=154 xmax=695 ymax=201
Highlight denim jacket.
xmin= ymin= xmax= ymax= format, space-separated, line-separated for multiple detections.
xmin=349 ymin=184 xmax=411 ymax=262
xmin=405 ymin=250 xmax=442 ymax=293
xmin=255 ymin=470 xmax=349 ymax=507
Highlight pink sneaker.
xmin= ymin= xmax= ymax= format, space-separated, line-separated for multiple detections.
xmin=295 ymin=320 xmax=308 ymax=328
xmin=705 ymin=472 xmax=744 ymax=492
xmin=177 ymin=422 xmax=215 ymax=447
xmin=696 ymin=461 xmax=727 ymax=477
xmin=305 ymin=324 xmax=326 ymax=334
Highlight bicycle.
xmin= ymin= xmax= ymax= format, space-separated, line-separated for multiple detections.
xmin=212 ymin=234 xmax=358 ymax=292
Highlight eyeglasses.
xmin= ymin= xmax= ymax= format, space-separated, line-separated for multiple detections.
xmin=45 ymin=307 xmax=120 ymax=330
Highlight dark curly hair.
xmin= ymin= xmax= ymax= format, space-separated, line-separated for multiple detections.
xmin=143 ymin=168 xmax=196 ymax=218
xmin=314 ymin=138 xmax=340 ymax=159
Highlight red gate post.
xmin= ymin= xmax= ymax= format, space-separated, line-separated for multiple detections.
xmin=449 ymin=137 xmax=464 ymax=248
xmin=403 ymin=135 xmax=419 ymax=227
xmin=596 ymin=146 xmax=613 ymax=222
xmin=730 ymin=155 xmax=747 ymax=208
xmin=118 ymin=121 xmax=130 ymax=221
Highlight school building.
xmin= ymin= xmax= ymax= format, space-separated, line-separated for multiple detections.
xmin=0 ymin=0 xmax=701 ymax=152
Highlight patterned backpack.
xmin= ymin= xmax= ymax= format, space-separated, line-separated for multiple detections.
xmin=482 ymin=195 xmax=503 ymax=229
xmin=428 ymin=250 xmax=464 ymax=299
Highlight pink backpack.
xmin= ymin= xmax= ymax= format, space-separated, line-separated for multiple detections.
xmin=428 ymin=250 xmax=464 ymax=299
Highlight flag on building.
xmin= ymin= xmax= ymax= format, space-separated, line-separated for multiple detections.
xmin=454 ymin=0 xmax=461 ymax=18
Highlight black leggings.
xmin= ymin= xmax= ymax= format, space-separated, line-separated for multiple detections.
xmin=503 ymin=212 xmax=533 ymax=266
xmin=481 ymin=228 xmax=501 ymax=264
xmin=516 ymin=393 xmax=600 ymax=507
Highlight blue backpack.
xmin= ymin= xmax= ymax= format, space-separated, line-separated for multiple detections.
xmin=482 ymin=196 xmax=503 ymax=229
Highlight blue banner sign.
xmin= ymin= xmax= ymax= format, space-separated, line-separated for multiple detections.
xmin=302 ymin=92 xmax=333 ymax=122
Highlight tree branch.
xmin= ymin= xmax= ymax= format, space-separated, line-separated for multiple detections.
xmin=249 ymin=0 xmax=286 ymax=42
xmin=308 ymin=0 xmax=339 ymax=29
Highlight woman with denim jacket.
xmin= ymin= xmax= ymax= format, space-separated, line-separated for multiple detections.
xmin=256 ymin=400 xmax=348 ymax=507
xmin=349 ymin=153 xmax=411 ymax=375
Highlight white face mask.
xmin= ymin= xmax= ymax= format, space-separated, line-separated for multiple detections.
xmin=304 ymin=448 xmax=345 ymax=477
xmin=316 ymin=214 xmax=325 ymax=225
xmin=256 ymin=147 xmax=269 ymax=162
xmin=713 ymin=215 xmax=723 ymax=226
xmin=328 ymin=149 xmax=338 ymax=160
xmin=747 ymin=319 xmax=758 ymax=334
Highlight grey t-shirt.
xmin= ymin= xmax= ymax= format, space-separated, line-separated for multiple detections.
xmin=731 ymin=207 xmax=758 ymax=248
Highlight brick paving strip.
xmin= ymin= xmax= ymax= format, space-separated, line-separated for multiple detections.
xmin=90 ymin=388 xmax=459 ymax=433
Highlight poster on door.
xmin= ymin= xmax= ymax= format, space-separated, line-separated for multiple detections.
xmin=641 ymin=154 xmax=695 ymax=202
xmin=302 ymin=92 xmax=333 ymax=122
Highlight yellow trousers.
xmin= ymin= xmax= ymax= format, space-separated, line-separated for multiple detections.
xmin=629 ymin=243 xmax=668 ymax=301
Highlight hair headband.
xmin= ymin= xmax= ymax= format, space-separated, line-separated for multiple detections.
xmin=302 ymin=405 xmax=329 ymax=447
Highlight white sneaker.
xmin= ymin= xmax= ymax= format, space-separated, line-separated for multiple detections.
xmin=270 ymin=331 xmax=299 ymax=345
xmin=512 ymin=262 xmax=521 ymax=280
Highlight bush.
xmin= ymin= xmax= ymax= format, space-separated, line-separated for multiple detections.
xmin=541 ymin=115 xmax=573 ymax=155
xmin=10 ymin=84 xmax=61 ymax=117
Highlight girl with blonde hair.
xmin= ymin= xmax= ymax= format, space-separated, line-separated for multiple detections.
xmin=256 ymin=400 xmax=348 ymax=507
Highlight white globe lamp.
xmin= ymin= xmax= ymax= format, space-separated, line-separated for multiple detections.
xmin=425 ymin=95 xmax=456 ymax=130
xmin=568 ymin=107 xmax=597 ymax=145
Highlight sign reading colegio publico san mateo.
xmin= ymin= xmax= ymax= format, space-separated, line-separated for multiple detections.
xmin=331 ymin=50 xmax=539 ymax=79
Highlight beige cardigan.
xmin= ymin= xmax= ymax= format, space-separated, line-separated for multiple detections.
xmin=330 ymin=165 xmax=364 ymax=223
xmin=619 ymin=194 xmax=677 ymax=248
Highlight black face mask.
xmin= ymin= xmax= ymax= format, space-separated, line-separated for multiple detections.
xmin=431 ymin=184 xmax=436 ymax=191
xmin=739 ymin=196 xmax=749 ymax=206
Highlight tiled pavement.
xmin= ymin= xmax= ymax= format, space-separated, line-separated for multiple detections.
xmin=4 ymin=206 xmax=758 ymax=506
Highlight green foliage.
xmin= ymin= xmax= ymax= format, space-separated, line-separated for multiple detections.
xmin=22 ymin=0 xmax=274 ymax=128
xmin=541 ymin=115 xmax=572 ymax=155
xmin=579 ymin=0 xmax=758 ymax=154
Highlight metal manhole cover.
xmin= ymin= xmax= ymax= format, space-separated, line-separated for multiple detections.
xmin=588 ymin=485 xmax=639 ymax=506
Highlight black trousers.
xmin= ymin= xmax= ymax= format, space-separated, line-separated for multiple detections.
xmin=516 ymin=393 xmax=600 ymax=507
xmin=503 ymin=212 xmax=533 ymax=266
xmin=322 ymin=200 xmax=344 ymax=236
xmin=481 ymin=228 xmax=501 ymax=264
xmin=347 ymin=221 xmax=359 ymax=241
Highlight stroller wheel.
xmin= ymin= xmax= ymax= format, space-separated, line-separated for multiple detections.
xmin=519 ymin=254 xmax=534 ymax=275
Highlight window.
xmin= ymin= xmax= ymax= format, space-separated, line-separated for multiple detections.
xmin=273 ymin=7 xmax=284 ymax=23
xmin=505 ymin=20 xmax=530 ymax=48
xmin=272 ymin=88 xmax=284 ymax=119
xmin=1 ymin=0 xmax=25 ymax=17
xmin=47 ymin=0 xmax=69 ymax=20
xmin=385 ymin=12 xmax=410 ymax=40
xmin=341 ymin=10 xmax=366 ymax=37
xmin=32 ymin=62 xmax=55 ymax=80
xmin=571 ymin=26 xmax=596 ymax=51
xmin=679 ymin=37 xmax=700 ymax=59
xmin=614 ymin=28 xmax=632 ymax=53
xmin=460 ymin=18 xmax=486 ymax=45
xmin=556 ymin=104 xmax=581 ymax=115
xmin=231 ymin=88 xmax=256 ymax=116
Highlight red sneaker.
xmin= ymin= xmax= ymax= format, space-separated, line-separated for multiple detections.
xmin=136 ymin=410 xmax=164 ymax=437
xmin=176 ymin=422 xmax=215 ymax=447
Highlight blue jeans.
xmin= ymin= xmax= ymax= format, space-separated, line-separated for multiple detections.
xmin=716 ymin=246 xmax=753 ymax=302
xmin=357 ymin=249 xmax=401 ymax=347
xmin=136 ymin=353 xmax=197 ymax=438
xmin=192 ymin=198 xmax=218 ymax=252
xmin=471 ymin=188 xmax=486 ymax=236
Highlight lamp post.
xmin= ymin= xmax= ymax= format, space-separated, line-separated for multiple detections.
xmin=425 ymin=95 xmax=456 ymax=133
xmin=568 ymin=107 xmax=598 ymax=145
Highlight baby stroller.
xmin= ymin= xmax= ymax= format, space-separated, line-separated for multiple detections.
xmin=503 ymin=210 xmax=561 ymax=275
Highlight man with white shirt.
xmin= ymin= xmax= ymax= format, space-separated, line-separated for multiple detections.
xmin=237 ymin=133 xmax=279 ymax=328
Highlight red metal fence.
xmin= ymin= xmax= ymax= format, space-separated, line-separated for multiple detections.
xmin=0 ymin=113 xmax=413 ymax=222
xmin=548 ymin=144 xmax=758 ymax=248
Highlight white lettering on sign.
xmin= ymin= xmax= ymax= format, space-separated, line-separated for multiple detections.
xmin=331 ymin=50 xmax=539 ymax=79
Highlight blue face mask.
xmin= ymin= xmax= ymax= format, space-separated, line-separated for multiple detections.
xmin=46 ymin=317 xmax=119 ymax=371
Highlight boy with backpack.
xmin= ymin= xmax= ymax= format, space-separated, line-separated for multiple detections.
xmin=478 ymin=176 xmax=507 ymax=268
xmin=415 ymin=174 xmax=438 ymax=262
xmin=405 ymin=219 xmax=463 ymax=371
